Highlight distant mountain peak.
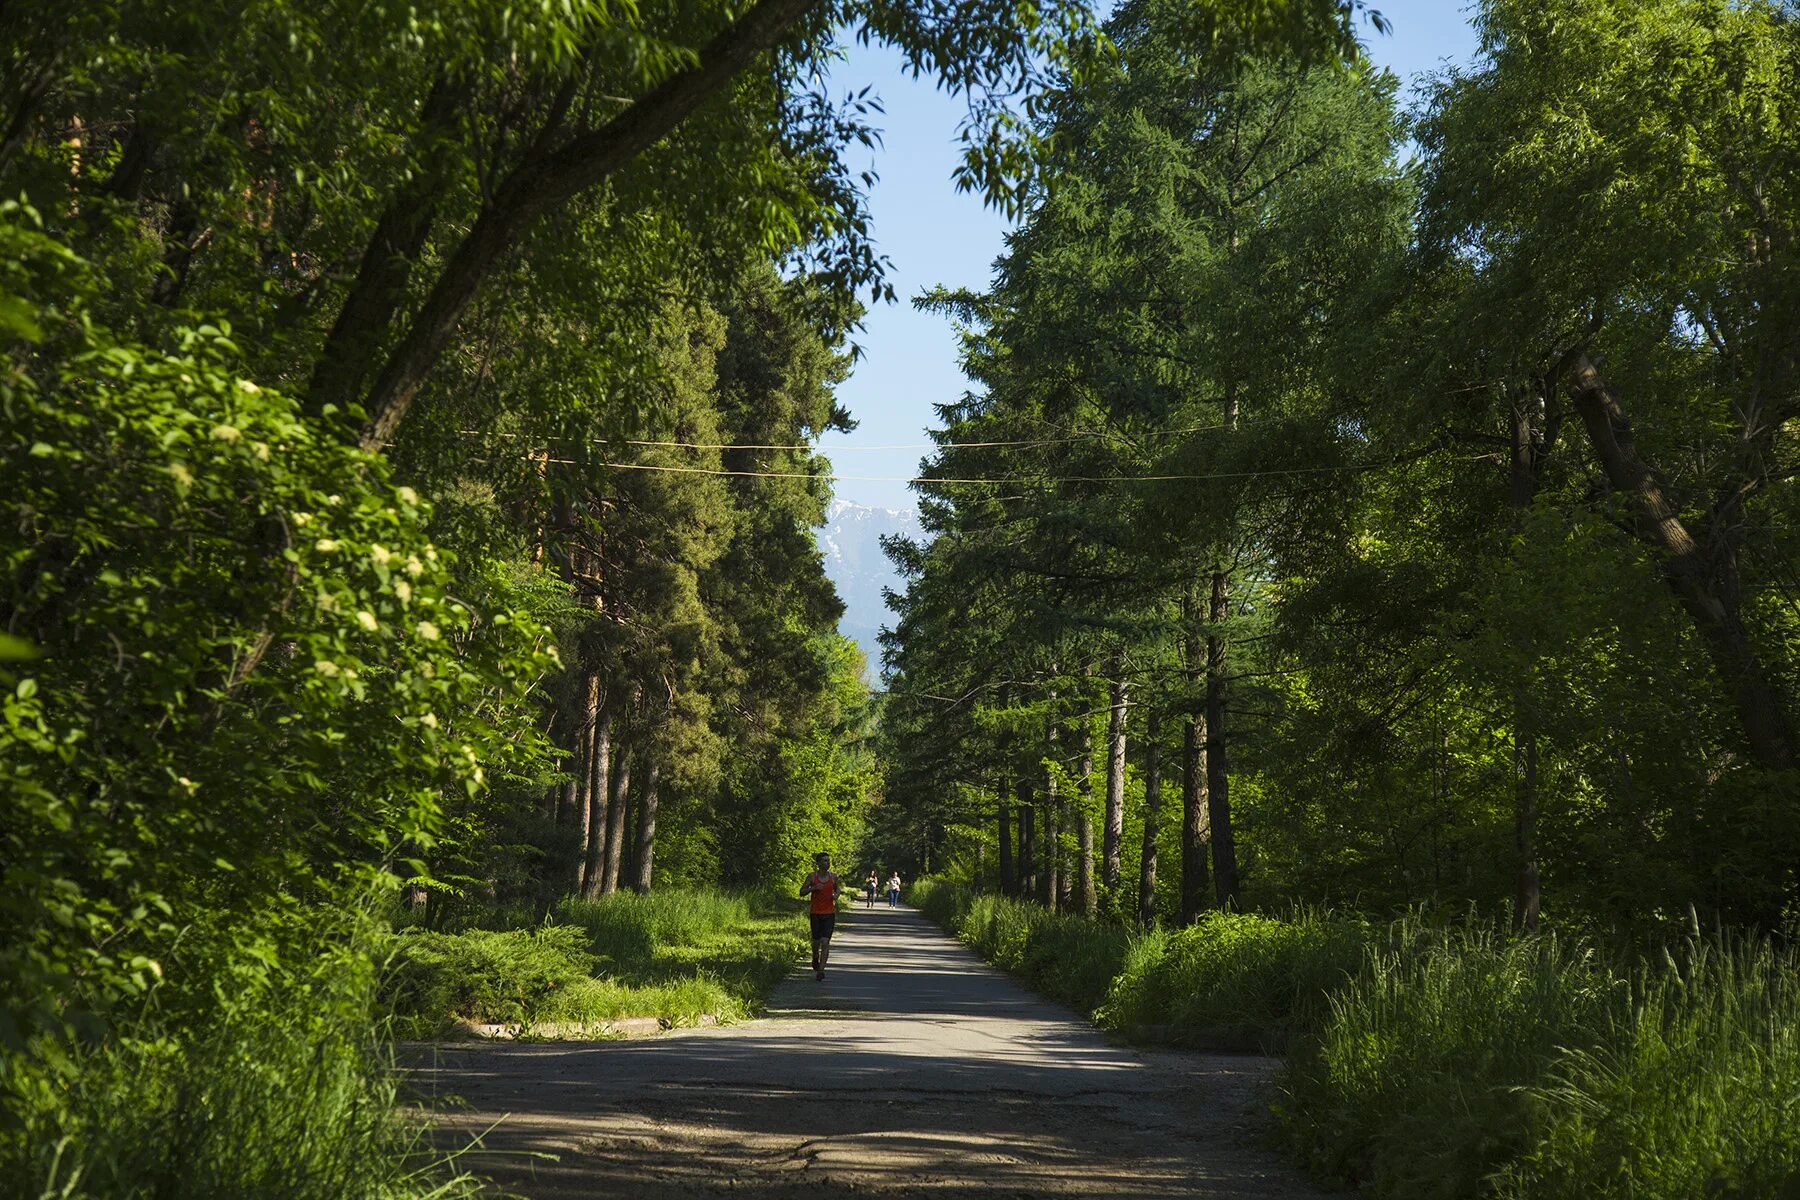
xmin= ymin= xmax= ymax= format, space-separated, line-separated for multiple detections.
xmin=817 ymin=500 xmax=924 ymax=675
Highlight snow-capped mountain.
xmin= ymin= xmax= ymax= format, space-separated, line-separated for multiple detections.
xmin=817 ymin=499 xmax=924 ymax=676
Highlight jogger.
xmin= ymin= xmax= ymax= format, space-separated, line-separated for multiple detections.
xmin=800 ymin=852 xmax=843 ymax=981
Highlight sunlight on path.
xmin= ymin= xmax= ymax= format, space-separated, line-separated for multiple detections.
xmin=406 ymin=906 xmax=1330 ymax=1198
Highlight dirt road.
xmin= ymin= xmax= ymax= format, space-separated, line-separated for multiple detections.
xmin=406 ymin=905 xmax=1334 ymax=1198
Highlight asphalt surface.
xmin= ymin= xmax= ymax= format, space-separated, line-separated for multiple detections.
xmin=405 ymin=904 xmax=1334 ymax=1198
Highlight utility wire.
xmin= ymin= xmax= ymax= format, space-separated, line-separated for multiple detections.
xmin=520 ymin=453 xmax=1484 ymax=485
xmin=461 ymin=422 xmax=1236 ymax=453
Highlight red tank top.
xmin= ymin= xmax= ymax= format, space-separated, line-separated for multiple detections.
xmin=808 ymin=872 xmax=839 ymax=914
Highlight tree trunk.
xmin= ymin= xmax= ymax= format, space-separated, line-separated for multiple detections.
xmin=0 ymin=46 xmax=60 ymax=179
xmin=1513 ymin=729 xmax=1541 ymax=932
xmin=542 ymin=708 xmax=563 ymax=822
xmin=1015 ymin=776 xmax=1036 ymax=902
xmin=602 ymin=745 xmax=633 ymax=894
xmin=632 ymin=756 xmax=661 ymax=893
xmin=580 ymin=694 xmax=612 ymax=900
xmin=303 ymin=79 xmax=458 ymax=420
xmin=1042 ymin=715 xmax=1060 ymax=909
xmin=1103 ymin=667 xmax=1128 ymax=893
xmin=1567 ymin=354 xmax=1798 ymax=769
xmin=570 ymin=670 xmax=601 ymax=893
xmin=1138 ymin=705 xmax=1162 ymax=928
xmin=997 ymin=779 xmax=1015 ymax=897
xmin=1181 ymin=586 xmax=1210 ymax=924
xmin=353 ymin=0 xmax=826 ymax=451
xmin=1509 ymin=391 xmax=1543 ymax=932
xmin=1076 ymin=711 xmax=1097 ymax=917
xmin=1206 ymin=569 xmax=1240 ymax=910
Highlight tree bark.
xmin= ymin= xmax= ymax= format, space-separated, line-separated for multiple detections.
xmin=1138 ymin=705 xmax=1162 ymax=929
xmin=304 ymin=80 xmax=459 ymax=421
xmin=602 ymin=742 xmax=633 ymax=894
xmin=1015 ymin=776 xmax=1036 ymax=902
xmin=1566 ymin=353 xmax=1797 ymax=769
xmin=0 ymin=46 xmax=60 ymax=179
xmin=1103 ymin=667 xmax=1129 ymax=893
xmin=541 ymin=708 xmax=563 ymax=822
xmin=632 ymin=756 xmax=661 ymax=893
xmin=997 ymin=777 xmax=1014 ymax=897
xmin=1509 ymin=391 xmax=1543 ymax=932
xmin=1206 ymin=569 xmax=1240 ymax=910
xmin=1181 ymin=586 xmax=1211 ymax=924
xmin=570 ymin=670 xmax=600 ymax=893
xmin=353 ymin=0 xmax=825 ymax=451
xmin=1041 ymin=709 xmax=1060 ymax=909
xmin=1513 ymin=728 xmax=1540 ymax=932
xmin=1076 ymin=713 xmax=1097 ymax=917
xmin=580 ymin=694 xmax=612 ymax=900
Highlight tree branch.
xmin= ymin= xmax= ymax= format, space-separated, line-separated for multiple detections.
xmin=355 ymin=0 xmax=825 ymax=452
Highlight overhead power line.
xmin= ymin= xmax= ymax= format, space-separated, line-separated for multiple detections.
xmin=462 ymin=422 xmax=1236 ymax=454
xmin=520 ymin=454 xmax=1484 ymax=486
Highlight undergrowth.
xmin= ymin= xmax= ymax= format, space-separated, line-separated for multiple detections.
xmin=379 ymin=888 xmax=806 ymax=1036
xmin=1100 ymin=909 xmax=1372 ymax=1050
xmin=912 ymin=878 xmax=1800 ymax=1199
xmin=21 ymin=943 xmax=477 ymax=1200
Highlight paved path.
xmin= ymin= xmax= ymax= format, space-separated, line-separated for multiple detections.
xmin=405 ymin=905 xmax=1333 ymax=1198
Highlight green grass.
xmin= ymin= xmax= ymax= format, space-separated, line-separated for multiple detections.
xmin=1496 ymin=935 xmax=1800 ymax=1198
xmin=1098 ymin=909 xmax=1372 ymax=1050
xmin=379 ymin=889 xmax=808 ymax=1036
xmin=1289 ymin=923 xmax=1800 ymax=1199
xmin=21 ymin=956 xmax=478 ymax=1200
xmin=1284 ymin=922 xmax=1622 ymax=1197
xmin=915 ymin=880 xmax=1800 ymax=1200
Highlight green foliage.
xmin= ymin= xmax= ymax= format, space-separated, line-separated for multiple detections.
xmin=381 ymin=890 xmax=807 ymax=1036
xmin=0 ymin=204 xmax=552 ymax=1160
xmin=1098 ymin=911 xmax=1372 ymax=1050
xmin=1285 ymin=923 xmax=1622 ymax=1196
xmin=1285 ymin=923 xmax=1800 ymax=1200
xmin=1497 ymin=937 xmax=1800 ymax=1199
xmin=379 ymin=926 xmax=597 ymax=1033
xmin=19 ymin=937 xmax=475 ymax=1200
xmin=558 ymin=890 xmax=757 ymax=963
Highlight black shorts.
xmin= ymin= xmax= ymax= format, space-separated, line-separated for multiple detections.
xmin=809 ymin=913 xmax=836 ymax=941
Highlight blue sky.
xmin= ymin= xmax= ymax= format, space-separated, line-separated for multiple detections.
xmin=817 ymin=1 xmax=1484 ymax=514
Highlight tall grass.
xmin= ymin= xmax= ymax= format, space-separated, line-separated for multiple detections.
xmin=1286 ymin=923 xmax=1800 ymax=1199
xmin=25 ymin=958 xmax=476 ymax=1199
xmin=380 ymin=888 xmax=805 ymax=1035
xmin=1495 ymin=936 xmax=1800 ymax=1198
xmin=1285 ymin=924 xmax=1622 ymax=1197
xmin=556 ymin=890 xmax=755 ymax=963
xmin=379 ymin=925 xmax=598 ymax=1036
xmin=917 ymin=879 xmax=1800 ymax=1199
xmin=1098 ymin=910 xmax=1371 ymax=1050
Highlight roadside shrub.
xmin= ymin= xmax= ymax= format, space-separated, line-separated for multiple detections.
xmin=1099 ymin=910 xmax=1372 ymax=1049
xmin=910 ymin=877 xmax=971 ymax=928
xmin=378 ymin=925 xmax=596 ymax=1034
